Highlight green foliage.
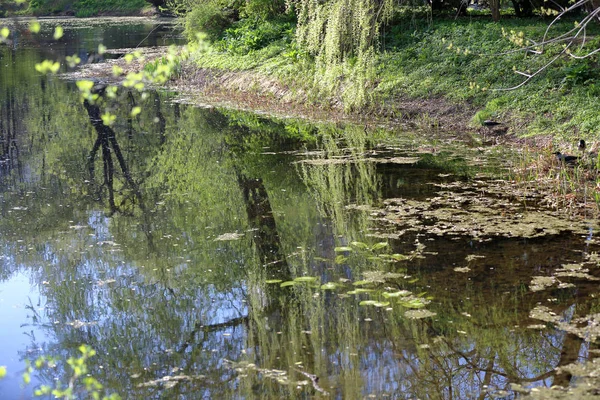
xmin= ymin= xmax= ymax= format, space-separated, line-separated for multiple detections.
xmin=295 ymin=0 xmax=394 ymax=110
xmin=21 ymin=345 xmax=121 ymax=399
xmin=242 ymin=0 xmax=286 ymax=19
xmin=561 ymin=59 xmax=599 ymax=88
xmin=25 ymin=0 xmax=148 ymax=16
xmin=183 ymin=0 xmax=234 ymax=41
xmin=215 ymin=18 xmax=294 ymax=55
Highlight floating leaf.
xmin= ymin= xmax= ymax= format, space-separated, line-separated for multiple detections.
xmin=350 ymin=241 xmax=369 ymax=250
xmin=335 ymin=255 xmax=347 ymax=264
xmin=399 ymin=299 xmax=427 ymax=309
xmin=405 ymin=309 xmax=437 ymax=319
xmin=334 ymin=246 xmax=353 ymax=252
xmin=359 ymin=300 xmax=390 ymax=307
xmin=294 ymin=276 xmax=317 ymax=283
xmin=371 ymin=242 xmax=389 ymax=251
xmin=352 ymin=280 xmax=372 ymax=286
xmin=280 ymin=281 xmax=295 ymax=288
xmin=265 ymin=279 xmax=282 ymax=284
xmin=321 ymin=282 xmax=338 ymax=290
xmin=347 ymin=289 xmax=375 ymax=294
xmin=382 ymin=290 xmax=411 ymax=298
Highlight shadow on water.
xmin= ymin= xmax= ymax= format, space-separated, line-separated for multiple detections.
xmin=2 ymin=17 xmax=600 ymax=400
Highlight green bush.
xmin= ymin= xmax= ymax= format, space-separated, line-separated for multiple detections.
xmin=243 ymin=0 xmax=286 ymax=19
xmin=184 ymin=0 xmax=233 ymax=41
xmin=216 ymin=18 xmax=294 ymax=55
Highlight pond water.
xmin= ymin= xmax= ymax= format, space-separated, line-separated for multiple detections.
xmin=1 ymin=17 xmax=600 ymax=399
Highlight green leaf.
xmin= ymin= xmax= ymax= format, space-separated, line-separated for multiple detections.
xmin=1 ymin=27 xmax=9 ymax=39
xmin=0 ymin=366 xmax=6 ymax=379
xmin=265 ymin=279 xmax=282 ymax=284
xmin=352 ymin=280 xmax=371 ymax=286
xmin=334 ymin=246 xmax=352 ymax=252
xmin=101 ymin=112 xmax=116 ymax=126
xmin=399 ymin=299 xmax=426 ymax=309
xmin=66 ymin=55 xmax=81 ymax=68
xmin=76 ymin=80 xmax=95 ymax=92
xmin=371 ymin=242 xmax=388 ymax=250
xmin=346 ymin=288 xmax=375 ymax=294
xmin=294 ymin=276 xmax=317 ymax=283
xmin=130 ymin=107 xmax=142 ymax=117
xmin=112 ymin=65 xmax=124 ymax=76
xmin=53 ymin=26 xmax=63 ymax=40
xmin=350 ymin=241 xmax=369 ymax=250
xmin=334 ymin=255 xmax=347 ymax=264
xmin=359 ymin=300 xmax=390 ymax=307
xmin=382 ymin=290 xmax=412 ymax=298
xmin=29 ymin=21 xmax=40 ymax=34
xmin=320 ymin=282 xmax=338 ymax=290
xmin=280 ymin=281 xmax=295 ymax=287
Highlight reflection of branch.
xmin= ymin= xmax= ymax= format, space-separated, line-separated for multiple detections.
xmin=293 ymin=367 xmax=329 ymax=395
xmin=178 ymin=315 xmax=249 ymax=354
xmin=88 ymin=137 xmax=101 ymax=181
xmin=436 ymin=331 xmax=557 ymax=383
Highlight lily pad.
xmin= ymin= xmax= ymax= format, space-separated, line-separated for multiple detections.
xmin=359 ymin=300 xmax=390 ymax=307
xmin=404 ymin=309 xmax=437 ymax=319
xmin=321 ymin=282 xmax=339 ymax=290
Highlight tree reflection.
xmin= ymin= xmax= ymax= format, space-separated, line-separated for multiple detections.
xmin=2 ymin=81 xmax=600 ymax=398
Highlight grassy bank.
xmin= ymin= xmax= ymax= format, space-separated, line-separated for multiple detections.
xmin=185 ymin=14 xmax=600 ymax=144
xmin=2 ymin=0 xmax=153 ymax=17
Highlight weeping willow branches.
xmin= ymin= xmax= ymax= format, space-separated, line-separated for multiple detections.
xmin=295 ymin=0 xmax=394 ymax=109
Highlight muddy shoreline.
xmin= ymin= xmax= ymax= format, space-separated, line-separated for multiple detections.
xmin=72 ymin=45 xmax=555 ymax=151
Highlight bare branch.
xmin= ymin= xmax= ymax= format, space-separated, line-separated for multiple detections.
xmin=491 ymin=0 xmax=600 ymax=91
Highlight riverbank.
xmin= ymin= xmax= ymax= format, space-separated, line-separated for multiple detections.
xmin=65 ymin=14 xmax=600 ymax=216
xmin=0 ymin=0 xmax=157 ymax=18
xmin=168 ymin=15 xmax=600 ymax=150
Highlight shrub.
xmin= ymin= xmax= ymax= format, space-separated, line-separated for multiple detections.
xmin=184 ymin=0 xmax=233 ymax=42
xmin=216 ymin=18 xmax=294 ymax=55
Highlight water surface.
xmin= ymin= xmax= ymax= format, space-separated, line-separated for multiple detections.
xmin=1 ymin=17 xmax=599 ymax=399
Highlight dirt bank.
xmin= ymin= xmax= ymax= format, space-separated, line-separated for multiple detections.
xmin=71 ymin=45 xmax=553 ymax=149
